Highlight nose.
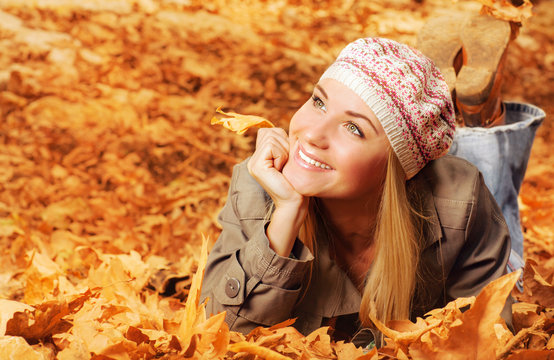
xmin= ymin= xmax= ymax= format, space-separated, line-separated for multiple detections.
xmin=303 ymin=116 xmax=331 ymax=149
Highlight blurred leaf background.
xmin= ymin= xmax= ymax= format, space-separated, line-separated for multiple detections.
xmin=0 ymin=0 xmax=552 ymax=358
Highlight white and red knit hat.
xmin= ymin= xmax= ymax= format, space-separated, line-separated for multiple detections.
xmin=319 ymin=37 xmax=456 ymax=179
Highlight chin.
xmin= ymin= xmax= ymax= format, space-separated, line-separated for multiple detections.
xmin=282 ymin=163 xmax=324 ymax=197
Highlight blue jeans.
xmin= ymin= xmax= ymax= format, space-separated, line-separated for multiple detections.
xmin=449 ymin=102 xmax=545 ymax=274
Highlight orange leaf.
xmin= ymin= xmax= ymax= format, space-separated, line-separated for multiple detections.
xmin=409 ymin=270 xmax=522 ymax=360
xmin=476 ymin=0 xmax=534 ymax=22
xmin=522 ymin=259 xmax=554 ymax=307
xmin=0 ymin=300 xmax=34 ymax=336
xmin=177 ymin=235 xmax=209 ymax=350
xmin=368 ymin=304 xmax=441 ymax=345
xmin=211 ymin=106 xmax=275 ymax=135
xmin=228 ymin=341 xmax=290 ymax=360
xmin=0 ymin=336 xmax=45 ymax=360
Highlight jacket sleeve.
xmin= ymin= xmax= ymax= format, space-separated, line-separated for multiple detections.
xmin=445 ymin=171 xmax=513 ymax=326
xmin=200 ymin=160 xmax=314 ymax=334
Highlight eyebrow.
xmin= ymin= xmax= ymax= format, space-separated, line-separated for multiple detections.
xmin=315 ymin=84 xmax=379 ymax=135
xmin=315 ymin=84 xmax=328 ymax=99
xmin=345 ymin=110 xmax=378 ymax=134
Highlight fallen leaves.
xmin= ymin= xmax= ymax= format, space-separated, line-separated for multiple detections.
xmin=0 ymin=0 xmax=553 ymax=359
xmin=518 ymin=259 xmax=554 ymax=308
xmin=477 ymin=0 xmax=534 ymax=23
xmin=3 ymin=243 xmax=551 ymax=359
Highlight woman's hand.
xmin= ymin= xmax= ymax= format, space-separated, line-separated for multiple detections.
xmin=247 ymin=128 xmax=308 ymax=257
xmin=247 ymin=128 xmax=301 ymax=206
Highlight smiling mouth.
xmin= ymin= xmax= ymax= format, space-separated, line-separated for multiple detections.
xmin=298 ymin=148 xmax=332 ymax=170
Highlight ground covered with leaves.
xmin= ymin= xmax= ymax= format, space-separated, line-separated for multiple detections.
xmin=0 ymin=0 xmax=553 ymax=359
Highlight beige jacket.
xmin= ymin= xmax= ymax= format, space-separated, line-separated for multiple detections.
xmin=200 ymin=155 xmax=511 ymax=343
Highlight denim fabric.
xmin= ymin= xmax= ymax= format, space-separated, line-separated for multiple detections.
xmin=449 ymin=102 xmax=545 ymax=274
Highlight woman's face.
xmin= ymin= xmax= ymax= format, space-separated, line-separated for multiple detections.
xmin=282 ymin=78 xmax=390 ymax=200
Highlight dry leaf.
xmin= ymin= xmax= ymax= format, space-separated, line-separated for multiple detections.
xmin=177 ymin=235 xmax=209 ymax=352
xmin=229 ymin=341 xmax=291 ymax=360
xmin=0 ymin=300 xmax=34 ymax=336
xmin=409 ymin=270 xmax=521 ymax=360
xmin=519 ymin=259 xmax=554 ymax=308
xmin=477 ymin=0 xmax=534 ymax=22
xmin=0 ymin=336 xmax=48 ymax=360
xmin=211 ymin=106 xmax=275 ymax=135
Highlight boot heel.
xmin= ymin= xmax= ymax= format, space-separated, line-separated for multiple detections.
xmin=416 ymin=15 xmax=465 ymax=94
xmin=456 ymin=15 xmax=511 ymax=126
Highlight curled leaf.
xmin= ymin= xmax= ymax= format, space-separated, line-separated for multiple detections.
xmin=477 ymin=0 xmax=534 ymax=23
xmin=228 ymin=341 xmax=290 ymax=360
xmin=211 ymin=106 xmax=274 ymax=135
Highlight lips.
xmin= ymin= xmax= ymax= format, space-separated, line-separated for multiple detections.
xmin=297 ymin=147 xmax=332 ymax=170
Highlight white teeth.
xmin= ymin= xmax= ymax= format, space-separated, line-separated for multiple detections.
xmin=299 ymin=149 xmax=331 ymax=170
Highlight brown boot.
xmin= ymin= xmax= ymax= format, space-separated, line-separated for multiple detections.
xmin=455 ymin=15 xmax=511 ymax=127
xmin=416 ymin=15 xmax=466 ymax=95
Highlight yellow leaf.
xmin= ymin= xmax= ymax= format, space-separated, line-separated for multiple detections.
xmin=177 ymin=235 xmax=209 ymax=350
xmin=228 ymin=341 xmax=290 ymax=360
xmin=409 ymin=270 xmax=522 ymax=360
xmin=0 ymin=336 xmax=47 ymax=360
xmin=368 ymin=303 xmax=441 ymax=345
xmin=476 ymin=0 xmax=534 ymax=22
xmin=211 ymin=106 xmax=274 ymax=135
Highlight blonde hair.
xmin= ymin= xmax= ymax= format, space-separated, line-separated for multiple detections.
xmin=296 ymin=150 xmax=422 ymax=327
xmin=359 ymin=150 xmax=422 ymax=326
xmin=266 ymin=150 xmax=423 ymax=326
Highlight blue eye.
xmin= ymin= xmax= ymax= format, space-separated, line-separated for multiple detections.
xmin=346 ymin=122 xmax=363 ymax=137
xmin=312 ymin=95 xmax=327 ymax=111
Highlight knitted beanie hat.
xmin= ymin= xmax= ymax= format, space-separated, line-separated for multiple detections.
xmin=319 ymin=37 xmax=456 ymax=179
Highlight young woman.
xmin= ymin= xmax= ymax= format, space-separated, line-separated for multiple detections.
xmin=200 ymin=38 xmax=511 ymax=346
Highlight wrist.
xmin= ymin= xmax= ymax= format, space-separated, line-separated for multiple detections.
xmin=274 ymin=195 xmax=306 ymax=212
xmin=266 ymin=198 xmax=308 ymax=257
xmin=273 ymin=198 xmax=308 ymax=224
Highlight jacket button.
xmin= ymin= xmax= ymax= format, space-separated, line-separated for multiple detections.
xmin=225 ymin=278 xmax=240 ymax=298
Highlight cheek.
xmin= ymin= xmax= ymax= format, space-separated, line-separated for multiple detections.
xmin=339 ymin=147 xmax=389 ymax=187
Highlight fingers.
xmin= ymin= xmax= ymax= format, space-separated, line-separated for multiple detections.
xmin=256 ymin=128 xmax=290 ymax=170
xmin=247 ymin=127 xmax=302 ymax=206
xmin=256 ymin=127 xmax=289 ymax=149
xmin=249 ymin=128 xmax=290 ymax=172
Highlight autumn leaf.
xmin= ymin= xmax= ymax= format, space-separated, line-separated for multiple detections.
xmin=409 ymin=270 xmax=521 ymax=360
xmin=4 ymin=290 xmax=94 ymax=343
xmin=229 ymin=341 xmax=291 ymax=360
xmin=519 ymin=259 xmax=554 ymax=308
xmin=211 ymin=106 xmax=275 ymax=135
xmin=177 ymin=234 xmax=210 ymax=352
xmin=0 ymin=300 xmax=34 ymax=336
xmin=476 ymin=0 xmax=534 ymax=22
xmin=0 ymin=336 xmax=47 ymax=360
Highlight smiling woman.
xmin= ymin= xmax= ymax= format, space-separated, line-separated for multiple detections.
xmin=200 ymin=37 xmax=512 ymax=348
xmin=282 ymin=79 xmax=390 ymax=202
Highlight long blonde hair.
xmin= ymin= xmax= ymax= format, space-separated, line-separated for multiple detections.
xmin=359 ymin=150 xmax=422 ymax=326
xmin=297 ymin=149 xmax=423 ymax=326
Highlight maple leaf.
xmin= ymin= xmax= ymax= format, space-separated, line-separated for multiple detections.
xmin=519 ymin=259 xmax=554 ymax=308
xmin=0 ymin=300 xmax=34 ymax=336
xmin=4 ymin=290 xmax=94 ymax=343
xmin=211 ymin=106 xmax=275 ymax=135
xmin=410 ymin=270 xmax=521 ymax=359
